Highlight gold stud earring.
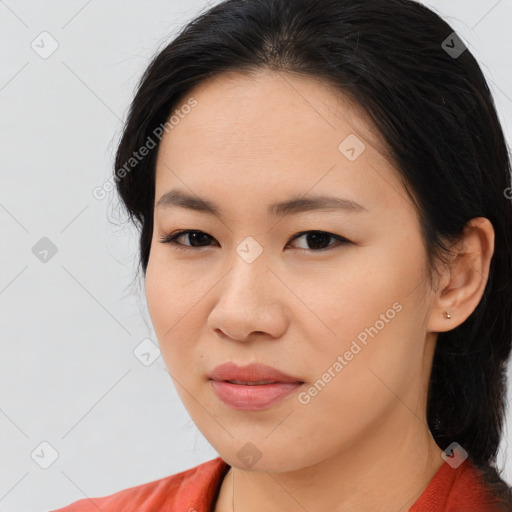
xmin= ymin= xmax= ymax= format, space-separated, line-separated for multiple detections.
xmin=443 ymin=311 xmax=452 ymax=319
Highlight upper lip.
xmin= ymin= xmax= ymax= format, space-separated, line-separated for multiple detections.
xmin=209 ymin=362 xmax=303 ymax=383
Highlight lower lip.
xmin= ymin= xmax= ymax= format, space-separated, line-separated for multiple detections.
xmin=210 ymin=380 xmax=303 ymax=411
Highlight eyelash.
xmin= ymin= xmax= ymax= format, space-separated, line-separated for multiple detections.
xmin=158 ymin=230 xmax=350 ymax=252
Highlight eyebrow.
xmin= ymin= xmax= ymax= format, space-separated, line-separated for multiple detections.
xmin=155 ymin=188 xmax=367 ymax=218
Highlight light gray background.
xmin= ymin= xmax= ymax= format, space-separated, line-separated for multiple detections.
xmin=0 ymin=1 xmax=511 ymax=510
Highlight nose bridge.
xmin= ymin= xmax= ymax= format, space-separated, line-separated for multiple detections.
xmin=224 ymin=236 xmax=269 ymax=306
xmin=208 ymin=239 xmax=287 ymax=341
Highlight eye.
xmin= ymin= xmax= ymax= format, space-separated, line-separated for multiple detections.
xmin=287 ymin=231 xmax=350 ymax=250
xmin=159 ymin=230 xmax=218 ymax=250
xmin=159 ymin=230 xmax=350 ymax=252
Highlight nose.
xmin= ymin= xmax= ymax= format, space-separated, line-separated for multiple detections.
xmin=207 ymin=259 xmax=289 ymax=343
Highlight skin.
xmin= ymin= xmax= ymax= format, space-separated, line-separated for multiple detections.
xmin=144 ymin=69 xmax=495 ymax=512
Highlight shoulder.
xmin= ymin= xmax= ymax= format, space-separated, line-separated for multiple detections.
xmin=447 ymin=461 xmax=511 ymax=512
xmin=50 ymin=457 xmax=229 ymax=512
xmin=411 ymin=459 xmax=510 ymax=512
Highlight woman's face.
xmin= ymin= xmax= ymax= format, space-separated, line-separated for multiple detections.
xmin=145 ymin=70 xmax=438 ymax=471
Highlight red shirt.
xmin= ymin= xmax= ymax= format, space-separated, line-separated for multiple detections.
xmin=51 ymin=457 xmax=507 ymax=511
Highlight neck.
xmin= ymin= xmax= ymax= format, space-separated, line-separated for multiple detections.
xmin=214 ymin=413 xmax=444 ymax=512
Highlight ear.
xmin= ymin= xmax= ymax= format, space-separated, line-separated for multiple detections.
xmin=427 ymin=217 xmax=495 ymax=333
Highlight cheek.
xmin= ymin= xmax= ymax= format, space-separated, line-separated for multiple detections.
xmin=145 ymin=248 xmax=197 ymax=330
xmin=145 ymin=254 xmax=184 ymax=357
xmin=295 ymin=237 xmax=429 ymax=408
xmin=145 ymin=255 xmax=170 ymax=334
xmin=302 ymin=239 xmax=425 ymax=349
xmin=144 ymin=250 xmax=210 ymax=373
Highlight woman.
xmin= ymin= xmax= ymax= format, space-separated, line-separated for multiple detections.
xmin=53 ymin=0 xmax=512 ymax=510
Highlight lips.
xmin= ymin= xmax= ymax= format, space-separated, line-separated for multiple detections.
xmin=208 ymin=362 xmax=304 ymax=411
xmin=227 ymin=379 xmax=276 ymax=385
xmin=208 ymin=362 xmax=303 ymax=384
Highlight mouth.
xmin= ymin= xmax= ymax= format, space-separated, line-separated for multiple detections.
xmin=208 ymin=361 xmax=303 ymax=384
xmin=209 ymin=379 xmax=304 ymax=411
xmin=224 ymin=379 xmax=290 ymax=385
xmin=207 ymin=362 xmax=305 ymax=411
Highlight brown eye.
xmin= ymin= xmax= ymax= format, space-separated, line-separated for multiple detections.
xmin=159 ymin=229 xmax=350 ymax=252
xmin=287 ymin=231 xmax=350 ymax=251
xmin=159 ymin=230 xmax=217 ymax=249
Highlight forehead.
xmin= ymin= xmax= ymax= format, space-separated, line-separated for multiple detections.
xmin=154 ymin=70 xmax=404 ymax=212
xmin=161 ymin=69 xmax=384 ymax=151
